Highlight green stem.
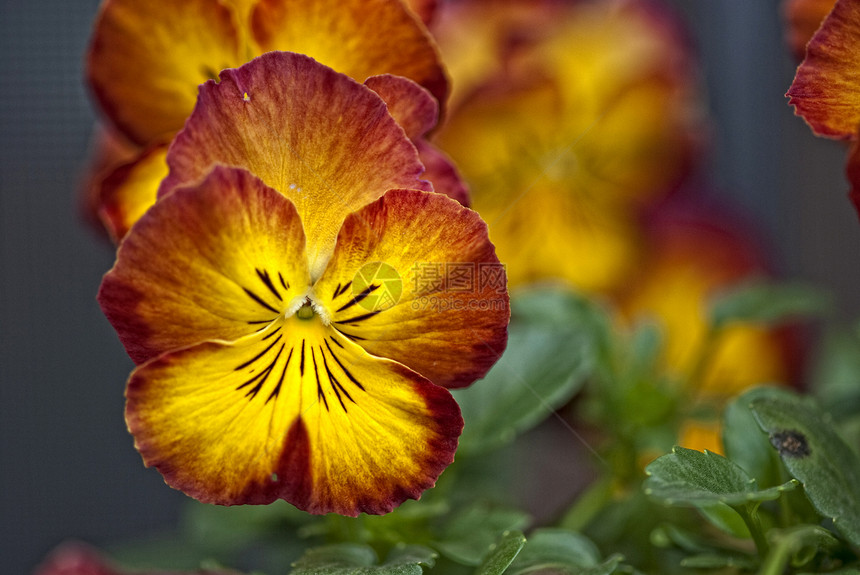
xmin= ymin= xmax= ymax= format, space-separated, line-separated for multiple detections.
xmin=737 ymin=504 xmax=769 ymax=560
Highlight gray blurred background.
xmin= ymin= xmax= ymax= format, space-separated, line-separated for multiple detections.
xmin=2 ymin=1 xmax=859 ymax=573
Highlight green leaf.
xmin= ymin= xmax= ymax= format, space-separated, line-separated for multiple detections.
xmin=750 ymin=389 xmax=860 ymax=547
xmin=507 ymin=528 xmax=601 ymax=571
xmin=722 ymin=386 xmax=796 ymax=488
xmin=709 ymin=280 xmax=829 ymax=329
xmin=433 ymin=503 xmax=531 ymax=566
xmin=453 ymin=289 xmax=599 ymax=455
xmin=504 ymin=529 xmax=623 ymax=575
xmin=643 ymin=447 xmax=798 ymax=507
xmin=812 ymin=324 xmax=860 ymax=420
xmin=290 ymin=543 xmax=436 ymax=575
xmin=475 ymin=531 xmax=526 ymax=575
xmin=696 ymin=503 xmax=751 ymax=538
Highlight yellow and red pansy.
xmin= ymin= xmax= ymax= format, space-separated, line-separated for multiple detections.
xmin=782 ymin=0 xmax=836 ymax=59
xmin=98 ymin=53 xmax=509 ymax=516
xmin=84 ymin=0 xmax=456 ymax=241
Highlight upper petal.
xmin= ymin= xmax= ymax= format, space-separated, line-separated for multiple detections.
xmin=86 ymin=0 xmax=244 ymax=145
xmin=788 ymin=0 xmax=860 ymax=138
xmin=783 ymin=0 xmax=837 ymax=60
xmin=250 ymin=0 xmax=448 ymax=110
xmin=160 ymin=52 xmax=431 ymax=280
xmin=126 ymin=315 xmax=462 ymax=515
xmin=99 ymin=166 xmax=310 ymax=364
xmin=314 ymin=189 xmax=509 ymax=389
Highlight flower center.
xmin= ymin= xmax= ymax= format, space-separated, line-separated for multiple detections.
xmin=296 ymin=300 xmax=315 ymax=320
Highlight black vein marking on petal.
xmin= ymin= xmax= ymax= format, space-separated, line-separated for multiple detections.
xmin=266 ymin=347 xmax=293 ymax=404
xmin=278 ymin=271 xmax=289 ymax=291
xmin=256 ymin=268 xmax=283 ymax=301
xmin=247 ymin=319 xmax=272 ymax=325
xmin=338 ymin=330 xmax=366 ymax=342
xmin=332 ymin=283 xmax=342 ymax=299
xmin=334 ymin=281 xmax=352 ymax=299
xmin=300 ymin=339 xmax=306 ymax=376
xmin=334 ymin=310 xmax=382 ymax=325
xmin=261 ymin=326 xmax=282 ymax=341
xmin=336 ymin=284 xmax=379 ymax=313
xmin=234 ymin=334 xmax=283 ymax=371
xmin=321 ymin=346 xmax=353 ymax=412
xmin=237 ymin=343 xmax=284 ymax=400
xmin=324 ymin=340 xmax=366 ymax=392
xmin=243 ymin=286 xmax=280 ymax=314
xmin=329 ymin=336 xmax=344 ymax=349
xmin=311 ymin=347 xmax=328 ymax=411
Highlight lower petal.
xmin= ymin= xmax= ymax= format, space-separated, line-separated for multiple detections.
xmin=126 ymin=315 xmax=462 ymax=516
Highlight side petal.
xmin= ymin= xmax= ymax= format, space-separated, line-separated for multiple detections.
xmin=99 ymin=166 xmax=309 ymax=364
xmin=787 ymin=0 xmax=860 ymax=138
xmin=314 ymin=189 xmax=509 ymax=389
xmin=417 ymin=141 xmax=471 ymax=206
xmin=98 ymin=145 xmax=169 ymax=243
xmin=87 ymin=0 xmax=244 ymax=145
xmin=126 ymin=316 xmax=462 ymax=515
xmin=160 ymin=52 xmax=431 ymax=280
xmin=846 ymin=138 xmax=860 ymax=217
xmin=365 ymin=74 xmax=438 ymax=141
xmin=250 ymin=0 xmax=448 ymax=109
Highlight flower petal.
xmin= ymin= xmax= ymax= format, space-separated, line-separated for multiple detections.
xmin=250 ymin=0 xmax=448 ymax=109
xmin=87 ymin=0 xmax=244 ymax=145
xmin=847 ymin=139 xmax=860 ymax=216
xmin=126 ymin=316 xmax=462 ymax=515
xmin=364 ymin=74 xmax=438 ymax=141
xmin=99 ymin=166 xmax=309 ymax=364
xmin=98 ymin=145 xmax=168 ymax=243
xmin=787 ymin=0 xmax=860 ymax=138
xmin=314 ymin=189 xmax=509 ymax=389
xmin=363 ymin=74 xmax=470 ymax=205
xmin=417 ymin=141 xmax=471 ymax=206
xmin=161 ymin=52 xmax=431 ymax=280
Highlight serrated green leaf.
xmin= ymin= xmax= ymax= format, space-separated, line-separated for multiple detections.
xmin=750 ymin=389 xmax=860 ymax=547
xmin=290 ymin=544 xmax=436 ymax=575
xmin=474 ymin=531 xmax=526 ymax=575
xmin=433 ymin=503 xmax=531 ymax=566
xmin=453 ymin=290 xmax=600 ymax=455
xmin=644 ymin=447 xmax=797 ymax=507
xmin=709 ymin=281 xmax=829 ymax=329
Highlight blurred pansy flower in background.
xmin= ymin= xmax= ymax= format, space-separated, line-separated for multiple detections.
xmin=98 ymin=53 xmax=509 ymax=516
xmin=787 ymin=0 xmax=860 ymax=213
xmin=617 ymin=200 xmax=799 ymax=452
xmin=82 ymin=0 xmax=455 ymax=241
xmin=432 ymin=0 xmax=701 ymax=293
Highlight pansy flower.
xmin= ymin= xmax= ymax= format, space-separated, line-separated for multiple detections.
xmin=84 ymin=0 xmax=460 ymax=241
xmin=787 ymin=0 xmax=860 ymax=213
xmin=433 ymin=0 xmax=700 ymax=292
xmin=98 ymin=52 xmax=509 ymax=516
